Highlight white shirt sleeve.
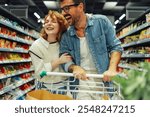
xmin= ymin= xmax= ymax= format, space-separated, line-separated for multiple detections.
xmin=30 ymin=53 xmax=52 ymax=76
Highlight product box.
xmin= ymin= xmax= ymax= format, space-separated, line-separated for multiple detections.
xmin=0 ymin=39 xmax=5 ymax=48
xmin=146 ymin=13 xmax=150 ymax=22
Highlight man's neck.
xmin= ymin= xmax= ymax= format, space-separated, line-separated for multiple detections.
xmin=75 ymin=14 xmax=87 ymax=31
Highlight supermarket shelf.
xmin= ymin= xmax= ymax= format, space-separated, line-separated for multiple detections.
xmin=0 ymin=20 xmax=38 ymax=39
xmin=118 ymin=22 xmax=150 ymax=40
xmin=12 ymin=85 xmax=35 ymax=100
xmin=0 ymin=77 xmax=35 ymax=95
xmin=122 ymin=53 xmax=150 ymax=58
xmin=0 ymin=34 xmax=32 ymax=45
xmin=0 ymin=6 xmax=39 ymax=32
xmin=118 ymin=63 xmax=143 ymax=71
xmin=0 ymin=68 xmax=34 ymax=80
xmin=122 ymin=38 xmax=150 ymax=48
xmin=0 ymin=59 xmax=31 ymax=65
xmin=117 ymin=8 xmax=150 ymax=33
xmin=0 ymin=48 xmax=28 ymax=53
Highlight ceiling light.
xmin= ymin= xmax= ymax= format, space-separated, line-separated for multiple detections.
xmin=114 ymin=20 xmax=119 ymax=25
xmin=37 ymin=19 xmax=41 ymax=23
xmin=103 ymin=2 xmax=117 ymax=10
xmin=4 ymin=4 xmax=8 ymax=6
xmin=34 ymin=12 xmax=41 ymax=19
xmin=43 ymin=1 xmax=59 ymax=9
xmin=119 ymin=14 xmax=126 ymax=20
xmin=41 ymin=19 xmax=44 ymax=24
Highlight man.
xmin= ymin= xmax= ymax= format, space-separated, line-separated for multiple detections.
xmin=58 ymin=0 xmax=123 ymax=99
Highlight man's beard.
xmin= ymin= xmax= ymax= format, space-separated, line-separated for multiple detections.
xmin=64 ymin=14 xmax=74 ymax=25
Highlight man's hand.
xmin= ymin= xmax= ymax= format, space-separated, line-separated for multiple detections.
xmin=103 ymin=70 xmax=118 ymax=82
xmin=69 ymin=65 xmax=88 ymax=80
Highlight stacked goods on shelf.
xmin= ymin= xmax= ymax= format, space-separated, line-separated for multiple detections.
xmin=0 ymin=72 xmax=35 ymax=100
xmin=0 ymin=38 xmax=30 ymax=51
xmin=116 ymin=20 xmax=145 ymax=38
xmin=0 ymin=12 xmax=38 ymax=100
xmin=123 ymin=46 xmax=150 ymax=55
xmin=117 ymin=11 xmax=150 ymax=38
xmin=0 ymin=15 xmax=39 ymax=39
xmin=116 ymin=9 xmax=150 ymax=99
xmin=0 ymin=26 xmax=34 ymax=45
xmin=0 ymin=63 xmax=32 ymax=76
xmin=0 ymin=80 xmax=35 ymax=100
xmin=146 ymin=12 xmax=150 ymax=22
xmin=0 ymin=52 xmax=30 ymax=62
xmin=122 ymin=27 xmax=150 ymax=45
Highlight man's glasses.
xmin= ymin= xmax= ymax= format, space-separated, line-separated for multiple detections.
xmin=59 ymin=3 xmax=79 ymax=13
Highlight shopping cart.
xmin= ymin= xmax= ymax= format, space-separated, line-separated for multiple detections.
xmin=35 ymin=71 xmax=124 ymax=100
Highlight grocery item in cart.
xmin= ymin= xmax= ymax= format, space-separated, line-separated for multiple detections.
xmin=26 ymin=90 xmax=72 ymax=100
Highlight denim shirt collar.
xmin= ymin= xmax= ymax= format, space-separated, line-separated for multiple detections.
xmin=68 ymin=14 xmax=94 ymax=36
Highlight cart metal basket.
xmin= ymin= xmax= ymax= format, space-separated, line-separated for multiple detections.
xmin=36 ymin=71 xmax=124 ymax=100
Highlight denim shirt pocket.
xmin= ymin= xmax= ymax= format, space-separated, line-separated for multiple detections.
xmin=93 ymin=34 xmax=107 ymax=54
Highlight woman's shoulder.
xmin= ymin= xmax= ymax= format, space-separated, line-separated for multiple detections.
xmin=29 ymin=38 xmax=42 ymax=51
xmin=32 ymin=38 xmax=42 ymax=45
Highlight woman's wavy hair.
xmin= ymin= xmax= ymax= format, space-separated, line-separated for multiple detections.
xmin=40 ymin=10 xmax=68 ymax=42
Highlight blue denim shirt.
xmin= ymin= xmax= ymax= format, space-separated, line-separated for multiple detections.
xmin=60 ymin=14 xmax=123 ymax=74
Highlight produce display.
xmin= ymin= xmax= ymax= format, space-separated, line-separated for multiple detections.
xmin=113 ymin=62 xmax=150 ymax=100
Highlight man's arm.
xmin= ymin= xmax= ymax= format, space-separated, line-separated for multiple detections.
xmin=108 ymin=51 xmax=121 ymax=71
xmin=101 ymin=16 xmax=123 ymax=81
xmin=103 ymin=51 xmax=121 ymax=81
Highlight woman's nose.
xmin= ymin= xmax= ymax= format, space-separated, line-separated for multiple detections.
xmin=46 ymin=21 xmax=52 ymax=26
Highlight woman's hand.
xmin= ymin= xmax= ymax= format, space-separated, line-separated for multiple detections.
xmin=69 ymin=65 xmax=89 ymax=80
xmin=58 ymin=53 xmax=72 ymax=64
xmin=51 ymin=53 xmax=72 ymax=71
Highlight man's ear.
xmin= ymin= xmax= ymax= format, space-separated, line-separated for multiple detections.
xmin=78 ymin=3 xmax=84 ymax=12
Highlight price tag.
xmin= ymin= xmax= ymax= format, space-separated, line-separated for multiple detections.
xmin=6 ymin=74 xmax=11 ymax=78
xmin=11 ymin=73 xmax=15 ymax=76
xmin=10 ymin=49 xmax=13 ymax=51
xmin=136 ymin=40 xmax=140 ymax=44
xmin=3 ymin=87 xmax=10 ymax=93
xmin=3 ymin=35 xmax=7 ymax=38
xmin=145 ymin=54 xmax=150 ymax=57
xmin=10 ymin=60 xmax=14 ymax=63
xmin=0 ymin=90 xmax=4 ymax=95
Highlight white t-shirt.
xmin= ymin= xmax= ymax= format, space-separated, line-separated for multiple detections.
xmin=78 ymin=37 xmax=103 ymax=100
xmin=79 ymin=37 xmax=96 ymax=71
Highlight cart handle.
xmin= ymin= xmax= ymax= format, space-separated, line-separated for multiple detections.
xmin=40 ymin=71 xmax=104 ymax=78
xmin=40 ymin=71 xmax=127 ymax=79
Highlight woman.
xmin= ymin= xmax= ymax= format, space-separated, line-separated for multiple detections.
xmin=29 ymin=10 xmax=72 ymax=93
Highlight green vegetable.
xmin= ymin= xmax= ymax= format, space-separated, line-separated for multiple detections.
xmin=112 ymin=62 xmax=150 ymax=100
